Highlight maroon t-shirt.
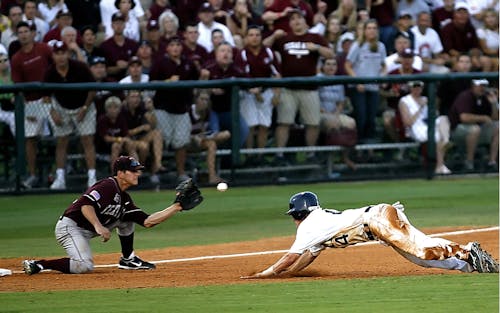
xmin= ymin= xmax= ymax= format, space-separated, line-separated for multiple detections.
xmin=182 ymin=42 xmax=209 ymax=70
xmin=63 ymin=177 xmax=149 ymax=231
xmin=369 ymin=0 xmax=395 ymax=27
xmin=235 ymin=46 xmax=280 ymax=78
xmin=440 ymin=22 xmax=479 ymax=53
xmin=150 ymin=56 xmax=199 ymax=114
xmin=265 ymin=0 xmax=314 ymax=32
xmin=203 ymin=61 xmax=246 ymax=112
xmin=449 ymin=89 xmax=493 ymax=130
xmin=274 ymin=32 xmax=327 ymax=89
xmin=11 ymin=42 xmax=53 ymax=101
xmin=96 ymin=113 xmax=129 ymax=153
xmin=99 ymin=37 xmax=139 ymax=80
xmin=432 ymin=8 xmax=453 ymax=31
xmin=44 ymin=59 xmax=95 ymax=109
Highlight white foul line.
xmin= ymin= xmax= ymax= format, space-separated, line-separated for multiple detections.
xmin=91 ymin=226 xmax=499 ymax=268
xmin=7 ymin=226 xmax=498 ymax=273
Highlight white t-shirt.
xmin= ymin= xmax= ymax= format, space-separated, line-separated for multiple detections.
xmin=100 ymin=0 xmax=145 ymax=39
xmin=38 ymin=2 xmax=68 ymax=26
xmin=410 ymin=25 xmax=443 ymax=58
xmin=476 ymin=28 xmax=499 ymax=51
xmin=197 ymin=21 xmax=235 ymax=53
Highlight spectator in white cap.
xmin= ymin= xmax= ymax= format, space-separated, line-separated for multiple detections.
xmin=440 ymin=1 xmax=491 ymax=71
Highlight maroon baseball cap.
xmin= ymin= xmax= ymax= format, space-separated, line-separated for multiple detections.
xmin=56 ymin=9 xmax=72 ymax=18
xmin=128 ymin=55 xmax=142 ymax=65
xmin=288 ymin=8 xmax=305 ymax=18
xmin=146 ymin=19 xmax=160 ymax=31
xmin=113 ymin=156 xmax=145 ymax=174
xmin=52 ymin=40 xmax=68 ymax=52
xmin=199 ymin=2 xmax=214 ymax=13
xmin=111 ymin=12 xmax=126 ymax=22
xmin=400 ymin=48 xmax=414 ymax=58
xmin=166 ymin=35 xmax=182 ymax=45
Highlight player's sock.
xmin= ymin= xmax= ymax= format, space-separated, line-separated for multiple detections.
xmin=119 ymin=233 xmax=134 ymax=259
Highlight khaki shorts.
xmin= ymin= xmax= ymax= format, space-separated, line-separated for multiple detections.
xmin=277 ymin=89 xmax=320 ymax=126
xmin=24 ymin=98 xmax=51 ymax=138
xmin=451 ymin=121 xmax=498 ymax=145
xmin=155 ymin=110 xmax=191 ymax=149
xmin=49 ymin=100 xmax=96 ymax=137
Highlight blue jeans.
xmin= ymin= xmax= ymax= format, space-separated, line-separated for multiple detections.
xmin=349 ymin=88 xmax=380 ymax=142
xmin=209 ymin=110 xmax=249 ymax=147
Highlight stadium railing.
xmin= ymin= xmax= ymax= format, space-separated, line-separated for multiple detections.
xmin=0 ymin=72 xmax=497 ymax=192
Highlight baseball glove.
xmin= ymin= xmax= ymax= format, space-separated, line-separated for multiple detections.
xmin=174 ymin=178 xmax=203 ymax=211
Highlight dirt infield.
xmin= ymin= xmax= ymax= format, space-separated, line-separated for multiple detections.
xmin=0 ymin=227 xmax=498 ymax=292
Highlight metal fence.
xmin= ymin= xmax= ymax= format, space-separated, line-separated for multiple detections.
xmin=0 ymin=72 xmax=497 ymax=192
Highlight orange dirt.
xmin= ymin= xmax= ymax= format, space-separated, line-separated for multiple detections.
xmin=0 ymin=227 xmax=497 ymax=292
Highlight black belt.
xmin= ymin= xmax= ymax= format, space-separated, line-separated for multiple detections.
xmin=364 ymin=206 xmax=372 ymax=213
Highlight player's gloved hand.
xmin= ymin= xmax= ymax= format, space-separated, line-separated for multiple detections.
xmin=174 ymin=178 xmax=203 ymax=211
xmin=392 ymin=201 xmax=405 ymax=212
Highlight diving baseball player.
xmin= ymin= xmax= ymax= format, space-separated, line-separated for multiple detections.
xmin=22 ymin=156 xmax=203 ymax=275
xmin=242 ymin=192 xmax=498 ymax=278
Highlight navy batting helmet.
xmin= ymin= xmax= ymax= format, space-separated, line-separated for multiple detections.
xmin=286 ymin=191 xmax=320 ymax=220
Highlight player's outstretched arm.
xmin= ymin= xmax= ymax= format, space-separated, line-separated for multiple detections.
xmin=143 ymin=203 xmax=183 ymax=228
xmin=241 ymin=252 xmax=312 ymax=279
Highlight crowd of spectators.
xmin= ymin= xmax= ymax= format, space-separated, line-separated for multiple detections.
xmin=0 ymin=0 xmax=497 ymax=189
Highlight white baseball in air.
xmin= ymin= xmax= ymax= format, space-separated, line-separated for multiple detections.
xmin=216 ymin=182 xmax=228 ymax=192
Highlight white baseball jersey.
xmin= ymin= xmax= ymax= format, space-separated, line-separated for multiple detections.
xmin=289 ymin=206 xmax=375 ymax=255
xmin=288 ymin=204 xmax=473 ymax=272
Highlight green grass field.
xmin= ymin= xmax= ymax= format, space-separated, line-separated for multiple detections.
xmin=0 ymin=177 xmax=498 ymax=312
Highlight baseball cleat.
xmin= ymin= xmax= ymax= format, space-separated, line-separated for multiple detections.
xmin=480 ymin=250 xmax=499 ymax=273
xmin=22 ymin=260 xmax=42 ymax=275
xmin=118 ymin=256 xmax=156 ymax=270
xmin=467 ymin=242 xmax=485 ymax=273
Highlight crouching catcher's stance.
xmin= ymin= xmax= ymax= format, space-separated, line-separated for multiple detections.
xmin=23 ymin=156 xmax=203 ymax=275
xmin=242 ymin=192 xmax=498 ymax=278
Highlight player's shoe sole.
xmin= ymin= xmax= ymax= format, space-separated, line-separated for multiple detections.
xmin=468 ymin=242 xmax=485 ymax=272
xmin=22 ymin=260 xmax=42 ymax=275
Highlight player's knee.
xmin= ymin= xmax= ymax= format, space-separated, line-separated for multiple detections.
xmin=71 ymin=259 xmax=94 ymax=274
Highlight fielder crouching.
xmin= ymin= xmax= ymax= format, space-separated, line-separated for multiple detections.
xmin=242 ymin=192 xmax=499 ymax=279
xmin=22 ymin=156 xmax=203 ymax=275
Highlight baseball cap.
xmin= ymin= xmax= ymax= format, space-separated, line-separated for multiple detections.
xmin=166 ymin=35 xmax=182 ymax=45
xmin=398 ymin=10 xmax=412 ymax=19
xmin=408 ymin=80 xmax=424 ymax=87
xmin=89 ymin=55 xmax=106 ymax=66
xmin=128 ymin=55 xmax=142 ymax=65
xmin=288 ymin=8 xmax=305 ymax=18
xmin=400 ymin=48 xmax=414 ymax=58
xmin=339 ymin=32 xmax=355 ymax=43
xmin=111 ymin=12 xmax=126 ymax=22
xmin=16 ymin=20 xmax=36 ymax=31
xmin=113 ymin=156 xmax=145 ymax=174
xmin=454 ymin=2 xmax=469 ymax=11
xmin=199 ymin=2 xmax=214 ymax=13
xmin=472 ymin=79 xmax=489 ymax=86
xmin=139 ymin=39 xmax=152 ymax=47
xmin=146 ymin=19 xmax=160 ymax=31
xmin=56 ymin=9 xmax=72 ymax=18
xmin=52 ymin=40 xmax=68 ymax=52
